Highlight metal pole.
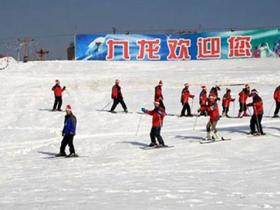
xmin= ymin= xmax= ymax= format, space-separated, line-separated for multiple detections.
xmin=135 ymin=114 xmax=143 ymax=136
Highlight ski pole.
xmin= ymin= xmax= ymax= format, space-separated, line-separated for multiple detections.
xmin=101 ymin=101 xmax=112 ymax=111
xmin=232 ymin=100 xmax=235 ymax=117
xmin=65 ymin=89 xmax=71 ymax=96
xmin=268 ymin=102 xmax=275 ymax=117
xmin=135 ymin=114 xmax=143 ymax=136
xmin=191 ymin=98 xmax=194 ymax=109
xmin=193 ymin=114 xmax=199 ymax=131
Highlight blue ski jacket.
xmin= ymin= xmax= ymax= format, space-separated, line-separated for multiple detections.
xmin=62 ymin=114 xmax=77 ymax=135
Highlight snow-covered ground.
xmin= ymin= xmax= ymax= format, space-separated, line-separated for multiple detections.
xmin=1 ymin=58 xmax=280 ymax=210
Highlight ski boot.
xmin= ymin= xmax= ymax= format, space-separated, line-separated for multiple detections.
xmin=66 ymin=153 xmax=79 ymax=158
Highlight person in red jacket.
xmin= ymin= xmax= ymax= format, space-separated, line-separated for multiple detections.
xmin=52 ymin=80 xmax=66 ymax=111
xmin=204 ymin=95 xmax=221 ymax=140
xmin=222 ymin=88 xmax=235 ymax=117
xmin=199 ymin=85 xmax=208 ymax=116
xmin=154 ymin=80 xmax=165 ymax=110
xmin=180 ymin=83 xmax=195 ymax=117
xmin=110 ymin=79 xmax=128 ymax=113
xmin=142 ymin=101 xmax=166 ymax=147
xmin=238 ymin=84 xmax=251 ymax=117
xmin=247 ymin=89 xmax=264 ymax=135
xmin=273 ymin=85 xmax=280 ymax=117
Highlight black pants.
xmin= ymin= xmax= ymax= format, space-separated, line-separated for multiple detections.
xmin=200 ymin=105 xmax=207 ymax=116
xmin=53 ymin=96 xmax=62 ymax=111
xmin=60 ymin=134 xmax=75 ymax=155
xmin=150 ymin=127 xmax=164 ymax=145
xmin=239 ymin=102 xmax=247 ymax=112
xmin=222 ymin=106 xmax=229 ymax=115
xmin=250 ymin=114 xmax=264 ymax=134
xmin=181 ymin=102 xmax=191 ymax=116
xmin=110 ymin=98 xmax=127 ymax=111
xmin=274 ymin=101 xmax=280 ymax=115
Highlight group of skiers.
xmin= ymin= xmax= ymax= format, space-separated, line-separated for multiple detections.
xmin=51 ymin=79 xmax=280 ymax=155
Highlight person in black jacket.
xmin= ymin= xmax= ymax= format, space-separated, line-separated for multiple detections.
xmin=56 ymin=105 xmax=77 ymax=157
xmin=110 ymin=79 xmax=128 ymax=113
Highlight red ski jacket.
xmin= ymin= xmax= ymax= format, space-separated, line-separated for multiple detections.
xmin=181 ymin=87 xmax=194 ymax=104
xmin=207 ymin=102 xmax=220 ymax=122
xmin=199 ymin=90 xmax=207 ymax=106
xmin=111 ymin=85 xmax=123 ymax=100
xmin=239 ymin=88 xmax=250 ymax=103
xmin=146 ymin=108 xmax=166 ymax=127
xmin=154 ymin=85 xmax=163 ymax=100
xmin=52 ymin=85 xmax=65 ymax=97
xmin=222 ymin=93 xmax=234 ymax=108
xmin=274 ymin=88 xmax=280 ymax=102
xmin=248 ymin=95 xmax=263 ymax=115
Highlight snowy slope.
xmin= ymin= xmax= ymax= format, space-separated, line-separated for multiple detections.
xmin=0 ymin=58 xmax=280 ymax=209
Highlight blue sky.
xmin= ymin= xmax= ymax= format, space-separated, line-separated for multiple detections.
xmin=0 ymin=0 xmax=279 ymax=59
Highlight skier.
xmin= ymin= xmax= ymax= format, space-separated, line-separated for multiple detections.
xmin=180 ymin=83 xmax=195 ymax=117
xmin=154 ymin=80 xmax=165 ymax=110
xmin=247 ymin=89 xmax=264 ymax=135
xmin=110 ymin=79 xmax=128 ymax=113
xmin=222 ymin=88 xmax=235 ymax=117
xmin=252 ymin=46 xmax=260 ymax=58
xmin=273 ymin=85 xmax=280 ymax=117
xmin=203 ymin=95 xmax=221 ymax=140
xmin=199 ymin=85 xmax=208 ymax=116
xmin=52 ymin=80 xmax=66 ymax=111
xmin=238 ymin=84 xmax=250 ymax=117
xmin=56 ymin=105 xmax=78 ymax=157
xmin=141 ymin=101 xmax=166 ymax=147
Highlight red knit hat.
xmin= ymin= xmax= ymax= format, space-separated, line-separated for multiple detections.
xmin=55 ymin=79 xmax=60 ymax=83
xmin=66 ymin=105 xmax=72 ymax=111
xmin=159 ymin=80 xmax=163 ymax=85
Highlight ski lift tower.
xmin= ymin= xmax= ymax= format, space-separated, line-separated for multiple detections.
xmin=18 ymin=37 xmax=34 ymax=62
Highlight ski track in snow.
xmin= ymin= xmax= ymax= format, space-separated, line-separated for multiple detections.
xmin=0 ymin=58 xmax=280 ymax=209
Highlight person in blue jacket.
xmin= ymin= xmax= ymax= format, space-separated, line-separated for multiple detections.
xmin=56 ymin=104 xmax=77 ymax=157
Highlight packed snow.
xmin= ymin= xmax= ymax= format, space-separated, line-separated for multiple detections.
xmin=0 ymin=58 xmax=280 ymax=210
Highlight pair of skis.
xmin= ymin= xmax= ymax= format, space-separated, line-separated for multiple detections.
xmin=140 ymin=145 xmax=174 ymax=150
xmin=200 ymin=136 xmax=231 ymax=144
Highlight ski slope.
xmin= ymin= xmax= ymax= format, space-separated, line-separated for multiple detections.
xmin=1 ymin=58 xmax=280 ymax=210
